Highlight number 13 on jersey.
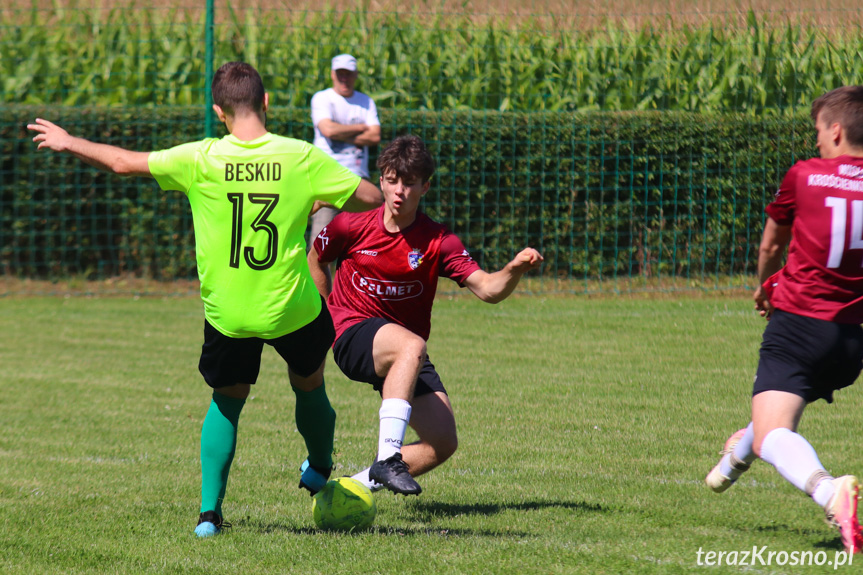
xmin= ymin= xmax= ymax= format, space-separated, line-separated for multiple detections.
xmin=228 ymin=193 xmax=280 ymax=270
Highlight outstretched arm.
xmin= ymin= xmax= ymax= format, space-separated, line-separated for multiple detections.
xmin=28 ymin=118 xmax=151 ymax=177
xmin=464 ymin=248 xmax=543 ymax=304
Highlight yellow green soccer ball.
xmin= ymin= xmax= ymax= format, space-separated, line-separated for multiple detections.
xmin=312 ymin=477 xmax=376 ymax=531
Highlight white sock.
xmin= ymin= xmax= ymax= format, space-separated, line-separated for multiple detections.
xmin=760 ymin=427 xmax=828 ymax=494
xmin=812 ymin=478 xmax=836 ymax=509
xmin=732 ymin=423 xmax=757 ymax=463
xmin=719 ymin=422 xmax=757 ymax=478
xmin=377 ymin=398 xmax=411 ymax=461
xmin=351 ymin=468 xmax=384 ymax=492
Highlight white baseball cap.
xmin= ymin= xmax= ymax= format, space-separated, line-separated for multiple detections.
xmin=331 ymin=54 xmax=357 ymax=72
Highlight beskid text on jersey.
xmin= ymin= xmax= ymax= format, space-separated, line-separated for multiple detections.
xmin=224 ymin=162 xmax=282 ymax=182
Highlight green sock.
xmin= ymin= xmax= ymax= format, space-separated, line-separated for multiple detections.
xmin=200 ymin=392 xmax=245 ymax=516
xmin=293 ymin=381 xmax=336 ymax=470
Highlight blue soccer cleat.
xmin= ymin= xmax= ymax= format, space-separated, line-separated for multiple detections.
xmin=195 ymin=511 xmax=230 ymax=538
xmin=299 ymin=458 xmax=332 ymax=495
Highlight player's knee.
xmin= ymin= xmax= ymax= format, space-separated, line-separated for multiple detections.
xmin=433 ymin=432 xmax=458 ymax=463
xmin=400 ymin=334 xmax=427 ymax=363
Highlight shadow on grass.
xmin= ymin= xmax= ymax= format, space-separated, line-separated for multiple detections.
xmin=408 ymin=499 xmax=607 ymax=519
xmin=234 ymin=499 xmax=604 ymax=537
xmin=812 ymin=537 xmax=847 ymax=552
xmin=236 ymin=519 xmax=531 ymax=538
xmin=753 ymin=523 xmax=845 ymax=552
xmin=372 ymin=526 xmax=532 ymax=537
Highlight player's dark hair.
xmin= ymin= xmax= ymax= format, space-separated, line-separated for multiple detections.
xmin=811 ymin=85 xmax=863 ymax=148
xmin=376 ymin=135 xmax=436 ymax=183
xmin=211 ymin=62 xmax=265 ymax=116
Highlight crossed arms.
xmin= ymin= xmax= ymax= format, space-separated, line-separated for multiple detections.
xmin=316 ymin=120 xmax=381 ymax=147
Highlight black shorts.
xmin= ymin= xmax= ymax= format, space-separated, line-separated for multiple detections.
xmin=198 ymin=298 xmax=335 ymax=388
xmin=753 ymin=309 xmax=863 ymax=403
xmin=332 ymin=317 xmax=446 ymax=397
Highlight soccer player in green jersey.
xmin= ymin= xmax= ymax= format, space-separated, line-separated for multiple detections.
xmin=28 ymin=62 xmax=382 ymax=537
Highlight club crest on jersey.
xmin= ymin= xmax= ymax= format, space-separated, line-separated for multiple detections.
xmin=408 ymin=248 xmax=424 ymax=270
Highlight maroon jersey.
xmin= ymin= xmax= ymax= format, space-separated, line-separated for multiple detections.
xmin=766 ymin=155 xmax=863 ymax=323
xmin=314 ymin=205 xmax=481 ymax=340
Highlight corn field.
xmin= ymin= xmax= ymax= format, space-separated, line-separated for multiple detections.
xmin=2 ymin=3 xmax=863 ymax=114
xmin=3 ymin=1 xmax=863 ymax=293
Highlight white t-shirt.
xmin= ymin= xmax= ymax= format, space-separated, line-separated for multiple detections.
xmin=310 ymin=88 xmax=380 ymax=178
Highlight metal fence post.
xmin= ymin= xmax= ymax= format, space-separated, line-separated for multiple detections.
xmin=204 ymin=0 xmax=215 ymax=138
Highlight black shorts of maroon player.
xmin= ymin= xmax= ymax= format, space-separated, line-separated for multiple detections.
xmin=333 ymin=317 xmax=447 ymax=397
xmin=753 ymin=309 xmax=863 ymax=403
xmin=198 ymin=297 xmax=335 ymax=388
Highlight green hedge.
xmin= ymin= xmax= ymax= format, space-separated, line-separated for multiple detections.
xmin=0 ymin=105 xmax=813 ymax=283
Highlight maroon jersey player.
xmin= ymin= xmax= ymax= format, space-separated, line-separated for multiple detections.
xmin=762 ymin=156 xmax=863 ymax=323
xmin=318 ymin=208 xmax=480 ymax=344
xmin=309 ymin=135 xmax=543 ymax=496
xmin=706 ymin=86 xmax=863 ymax=555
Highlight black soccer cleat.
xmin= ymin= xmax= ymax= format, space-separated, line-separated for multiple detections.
xmin=368 ymin=452 xmax=422 ymax=496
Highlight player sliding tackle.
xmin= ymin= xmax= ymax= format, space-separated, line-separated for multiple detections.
xmin=29 ymin=62 xmax=382 ymax=537
xmin=308 ymin=135 xmax=543 ymax=495
xmin=706 ymin=85 xmax=863 ymax=554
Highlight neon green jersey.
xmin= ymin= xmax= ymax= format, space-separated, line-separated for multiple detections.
xmin=148 ymin=133 xmax=361 ymax=338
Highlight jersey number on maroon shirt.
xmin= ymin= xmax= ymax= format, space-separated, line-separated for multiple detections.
xmin=825 ymin=196 xmax=863 ymax=268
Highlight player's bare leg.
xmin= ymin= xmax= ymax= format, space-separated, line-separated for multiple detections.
xmin=352 ymin=392 xmax=453 ymax=491
xmin=373 ymin=323 xmax=425 ymax=401
xmin=751 ymin=390 xmax=805 ymax=456
xmin=361 ymin=323 xmax=425 ymax=494
xmin=401 ymin=391 xmax=458 ymax=477
xmin=751 ymin=390 xmax=862 ymax=552
xmin=214 ymin=383 xmax=251 ymax=399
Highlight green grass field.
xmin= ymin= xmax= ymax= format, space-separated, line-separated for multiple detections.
xmin=2 ymin=294 xmax=862 ymax=574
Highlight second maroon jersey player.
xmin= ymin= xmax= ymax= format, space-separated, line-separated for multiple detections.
xmin=763 ymin=155 xmax=863 ymax=323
